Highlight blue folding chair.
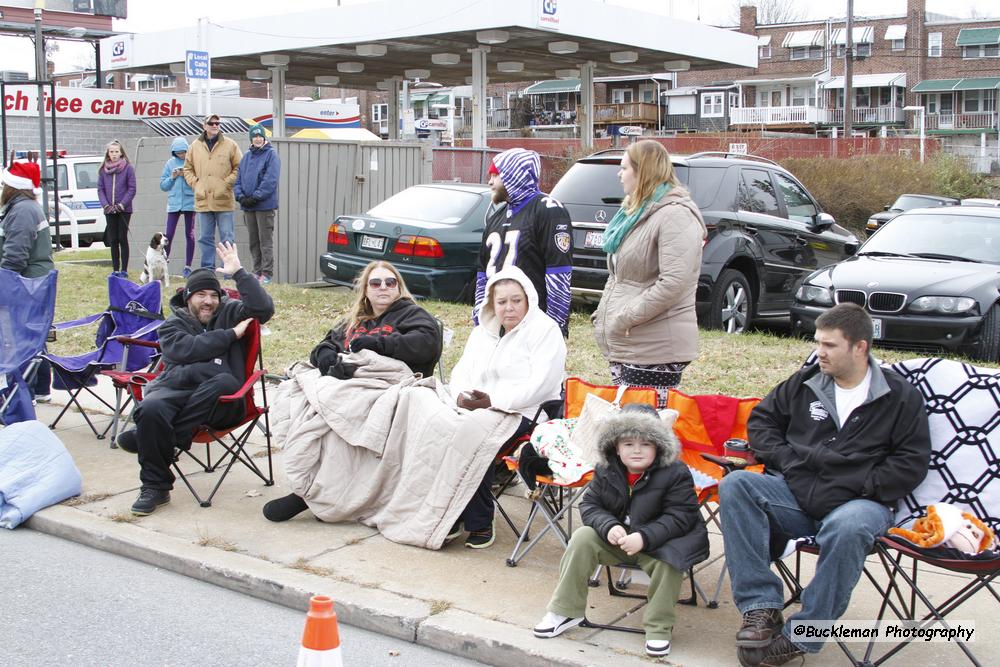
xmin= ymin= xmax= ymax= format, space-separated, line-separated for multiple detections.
xmin=44 ymin=274 xmax=163 ymax=439
xmin=0 ymin=269 xmax=58 ymax=425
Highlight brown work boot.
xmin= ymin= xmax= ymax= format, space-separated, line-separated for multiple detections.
xmin=736 ymin=608 xmax=784 ymax=647
xmin=759 ymin=634 xmax=805 ymax=667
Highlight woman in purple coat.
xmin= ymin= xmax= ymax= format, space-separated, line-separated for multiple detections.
xmin=97 ymin=140 xmax=137 ymax=277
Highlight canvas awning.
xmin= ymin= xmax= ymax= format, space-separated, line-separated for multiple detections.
xmin=662 ymin=86 xmax=697 ymax=97
xmin=831 ymin=27 xmax=874 ymax=45
xmin=523 ymin=79 xmax=582 ymax=95
xmin=956 ymin=27 xmax=1000 ymax=47
xmin=884 ymin=25 xmax=907 ymax=41
xmin=782 ymin=30 xmax=825 ymax=48
xmin=913 ymin=77 xmax=1000 ymax=92
xmin=758 ymin=35 xmax=772 ymax=46
xmin=823 ymin=73 xmax=906 ymax=89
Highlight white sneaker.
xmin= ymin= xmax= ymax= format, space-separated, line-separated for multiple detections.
xmin=34 ymin=394 xmax=52 ymax=404
xmin=646 ymin=639 xmax=671 ymax=657
xmin=533 ymin=611 xmax=583 ymax=638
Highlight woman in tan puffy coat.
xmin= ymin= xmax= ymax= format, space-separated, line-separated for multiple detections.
xmin=592 ymin=140 xmax=707 ymax=407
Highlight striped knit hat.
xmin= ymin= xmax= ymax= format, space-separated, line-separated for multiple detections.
xmin=1 ymin=161 xmax=42 ymax=195
xmin=491 ymin=148 xmax=541 ymax=210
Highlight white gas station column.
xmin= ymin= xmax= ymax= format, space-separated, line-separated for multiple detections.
xmin=387 ymin=77 xmax=401 ymax=141
xmin=261 ymin=54 xmax=289 ymax=138
xmin=580 ymin=61 xmax=595 ymax=152
xmin=470 ymin=47 xmax=489 ymax=148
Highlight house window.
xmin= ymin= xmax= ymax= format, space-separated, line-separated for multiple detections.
xmin=855 ymin=88 xmax=871 ymax=108
xmin=729 ymin=92 xmax=739 ymax=110
xmin=759 ymin=45 xmax=771 ymax=59
xmin=891 ymin=38 xmax=905 ymax=51
xmin=790 ymin=86 xmax=815 ymax=107
xmin=371 ymin=103 xmax=388 ymax=122
xmin=963 ymin=44 xmax=1000 ymax=58
xmin=137 ymin=79 xmax=156 ymax=91
xmin=964 ymin=90 xmax=983 ymax=112
xmin=837 ymin=43 xmax=872 ymax=58
xmin=160 ymin=76 xmax=177 ymax=89
xmin=928 ymin=32 xmax=942 ymax=57
xmin=879 ymin=88 xmax=892 ymax=106
xmin=790 ymin=45 xmax=822 ymax=60
xmin=701 ymin=93 xmax=724 ymax=117
xmin=757 ymin=91 xmax=771 ymax=107
xmin=638 ymin=84 xmax=655 ymax=103
xmin=611 ymin=88 xmax=633 ymax=104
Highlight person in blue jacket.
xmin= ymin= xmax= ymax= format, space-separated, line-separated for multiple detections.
xmin=159 ymin=137 xmax=197 ymax=278
xmin=234 ymin=124 xmax=280 ymax=284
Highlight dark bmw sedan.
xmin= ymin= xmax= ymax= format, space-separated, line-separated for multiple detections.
xmin=319 ymin=183 xmax=492 ymax=302
xmin=791 ymin=207 xmax=1000 ymax=362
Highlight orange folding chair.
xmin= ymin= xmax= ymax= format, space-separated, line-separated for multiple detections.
xmin=504 ymin=377 xmax=658 ymax=568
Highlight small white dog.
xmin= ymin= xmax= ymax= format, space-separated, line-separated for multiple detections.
xmin=139 ymin=232 xmax=170 ymax=287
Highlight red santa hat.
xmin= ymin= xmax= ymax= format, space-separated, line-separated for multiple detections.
xmin=1 ymin=161 xmax=43 ymax=195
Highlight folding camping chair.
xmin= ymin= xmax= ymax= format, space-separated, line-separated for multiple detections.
xmin=44 ymin=274 xmax=163 ymax=438
xmin=0 ymin=269 xmax=58 ymax=425
xmin=171 ymin=319 xmax=274 ymax=507
xmin=772 ymin=357 xmax=999 ymax=666
xmin=503 ymin=377 xmax=658 ymax=568
xmin=579 ymin=389 xmax=762 ymax=634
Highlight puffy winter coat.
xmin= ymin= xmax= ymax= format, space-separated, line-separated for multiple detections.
xmin=159 ymin=137 xmax=195 ymax=212
xmin=97 ymin=161 xmax=137 ymax=214
xmin=234 ymin=141 xmax=280 ymax=211
xmin=0 ymin=193 xmax=54 ymax=278
xmin=580 ymin=408 xmax=709 ymax=571
xmin=593 ymin=186 xmax=706 ymax=365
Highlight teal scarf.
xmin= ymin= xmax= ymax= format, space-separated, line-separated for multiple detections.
xmin=602 ymin=183 xmax=671 ymax=255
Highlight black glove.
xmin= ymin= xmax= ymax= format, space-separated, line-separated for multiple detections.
xmin=238 ymin=196 xmax=251 ymax=208
xmin=244 ymin=196 xmax=259 ymax=208
xmin=325 ymin=356 xmax=359 ymax=381
xmin=349 ymin=335 xmax=380 ymax=354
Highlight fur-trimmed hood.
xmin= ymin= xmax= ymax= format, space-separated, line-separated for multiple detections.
xmin=596 ymin=408 xmax=681 ymax=469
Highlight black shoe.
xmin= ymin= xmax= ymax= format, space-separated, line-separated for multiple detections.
xmin=262 ymin=493 xmax=309 ymax=522
xmin=445 ymin=520 xmax=464 ymax=543
xmin=464 ymin=521 xmax=495 ymax=549
xmin=131 ymin=488 xmax=170 ymax=516
xmin=738 ymin=645 xmax=767 ymax=667
xmin=759 ymin=634 xmax=805 ymax=667
xmin=737 ymin=608 xmax=784 ymax=647
xmin=116 ymin=429 xmax=139 ymax=454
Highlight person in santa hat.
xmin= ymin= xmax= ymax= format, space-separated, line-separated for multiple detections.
xmin=0 ymin=160 xmax=55 ymax=403
xmin=0 ymin=161 xmax=53 ymax=278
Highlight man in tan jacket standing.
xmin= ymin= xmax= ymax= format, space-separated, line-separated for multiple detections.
xmin=184 ymin=114 xmax=242 ymax=270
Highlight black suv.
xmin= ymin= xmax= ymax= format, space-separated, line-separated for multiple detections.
xmin=551 ymin=151 xmax=859 ymax=332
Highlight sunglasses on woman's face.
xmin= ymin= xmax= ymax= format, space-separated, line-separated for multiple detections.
xmin=206 ymin=121 xmax=221 ymax=126
xmin=368 ymin=277 xmax=398 ymax=289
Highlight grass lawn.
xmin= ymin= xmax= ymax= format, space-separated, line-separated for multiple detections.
xmin=50 ymin=256 xmax=964 ymax=399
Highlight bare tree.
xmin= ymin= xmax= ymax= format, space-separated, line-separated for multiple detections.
xmin=730 ymin=0 xmax=807 ymax=25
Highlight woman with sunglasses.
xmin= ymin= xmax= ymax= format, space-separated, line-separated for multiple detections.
xmin=308 ymin=260 xmax=442 ymax=381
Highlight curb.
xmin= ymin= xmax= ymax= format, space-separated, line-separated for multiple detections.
xmin=27 ymin=505 xmax=646 ymax=667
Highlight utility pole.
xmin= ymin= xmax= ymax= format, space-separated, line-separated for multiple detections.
xmin=844 ymin=0 xmax=853 ymax=138
xmin=33 ymin=5 xmax=49 ymax=221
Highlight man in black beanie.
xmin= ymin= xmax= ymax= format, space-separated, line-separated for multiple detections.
xmin=118 ymin=241 xmax=275 ymax=515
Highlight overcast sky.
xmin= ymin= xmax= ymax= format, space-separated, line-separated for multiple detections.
xmin=4 ymin=0 xmax=997 ymax=75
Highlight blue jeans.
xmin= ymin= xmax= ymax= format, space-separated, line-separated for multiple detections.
xmin=197 ymin=211 xmax=235 ymax=268
xmin=719 ymin=470 xmax=892 ymax=653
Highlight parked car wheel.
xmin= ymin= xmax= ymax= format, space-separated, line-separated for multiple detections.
xmin=973 ymin=304 xmax=1000 ymax=363
xmin=709 ymin=269 xmax=754 ymax=334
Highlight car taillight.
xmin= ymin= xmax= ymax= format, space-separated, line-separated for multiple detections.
xmin=393 ymin=235 xmax=444 ymax=258
xmin=327 ymin=222 xmax=348 ymax=246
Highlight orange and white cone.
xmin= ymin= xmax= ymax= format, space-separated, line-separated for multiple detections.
xmin=296 ymin=595 xmax=343 ymax=667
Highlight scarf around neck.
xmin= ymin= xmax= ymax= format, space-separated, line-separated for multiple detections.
xmin=602 ymin=182 xmax=672 ymax=255
xmin=103 ymin=158 xmax=126 ymax=174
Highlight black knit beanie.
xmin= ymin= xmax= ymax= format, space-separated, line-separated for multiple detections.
xmin=184 ymin=268 xmax=223 ymax=302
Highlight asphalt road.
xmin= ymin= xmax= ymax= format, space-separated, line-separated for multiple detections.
xmin=1 ymin=528 xmax=483 ymax=667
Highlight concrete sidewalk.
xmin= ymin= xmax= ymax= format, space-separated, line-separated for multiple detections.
xmin=25 ymin=382 xmax=992 ymax=667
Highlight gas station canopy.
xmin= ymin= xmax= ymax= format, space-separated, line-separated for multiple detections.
xmin=101 ymin=0 xmax=757 ymax=88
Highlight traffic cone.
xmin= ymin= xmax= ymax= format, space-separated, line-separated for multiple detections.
xmin=296 ymin=595 xmax=343 ymax=667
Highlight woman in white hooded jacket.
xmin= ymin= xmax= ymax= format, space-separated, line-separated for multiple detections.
xmin=448 ymin=265 xmax=566 ymax=548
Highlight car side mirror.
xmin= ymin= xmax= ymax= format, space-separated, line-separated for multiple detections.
xmin=810 ymin=212 xmax=835 ymax=232
xmin=883 ymin=205 xmax=891 ymax=211
xmin=844 ymin=242 xmax=858 ymax=257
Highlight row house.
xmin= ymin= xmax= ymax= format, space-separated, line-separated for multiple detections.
xmin=677 ymin=0 xmax=997 ymax=151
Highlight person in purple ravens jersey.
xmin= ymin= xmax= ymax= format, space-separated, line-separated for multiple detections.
xmin=474 ymin=148 xmax=572 ymax=336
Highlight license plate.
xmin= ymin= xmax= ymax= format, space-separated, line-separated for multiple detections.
xmin=360 ymin=235 xmax=385 ymax=251
xmin=584 ymin=231 xmax=604 ymax=249
xmin=872 ymin=318 xmax=882 ymax=339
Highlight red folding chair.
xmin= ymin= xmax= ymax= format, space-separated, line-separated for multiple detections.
xmin=171 ymin=319 xmax=274 ymax=507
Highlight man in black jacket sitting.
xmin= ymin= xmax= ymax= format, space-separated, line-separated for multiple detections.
xmin=719 ymin=303 xmax=931 ymax=667
xmin=119 ymin=242 xmax=275 ymax=516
